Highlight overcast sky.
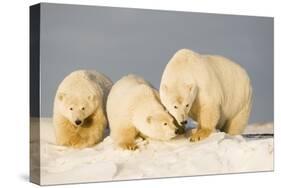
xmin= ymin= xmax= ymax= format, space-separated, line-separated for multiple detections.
xmin=39 ymin=3 xmax=273 ymax=124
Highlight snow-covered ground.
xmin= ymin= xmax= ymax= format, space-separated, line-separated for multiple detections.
xmin=30 ymin=118 xmax=274 ymax=185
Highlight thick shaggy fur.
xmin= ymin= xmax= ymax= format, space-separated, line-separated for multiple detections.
xmin=160 ymin=49 xmax=252 ymax=142
xmin=53 ymin=70 xmax=112 ymax=148
xmin=107 ymin=74 xmax=177 ymax=150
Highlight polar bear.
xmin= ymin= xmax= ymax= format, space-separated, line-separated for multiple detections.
xmin=107 ymin=74 xmax=178 ymax=150
xmin=160 ymin=49 xmax=252 ymax=142
xmin=53 ymin=70 xmax=113 ymax=148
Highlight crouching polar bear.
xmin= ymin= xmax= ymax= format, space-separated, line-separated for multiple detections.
xmin=53 ymin=70 xmax=113 ymax=148
xmin=160 ymin=49 xmax=252 ymax=142
xmin=107 ymin=74 xmax=178 ymax=150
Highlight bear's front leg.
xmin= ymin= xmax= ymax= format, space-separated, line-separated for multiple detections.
xmin=115 ymin=126 xmax=138 ymax=150
xmin=69 ymin=134 xmax=83 ymax=146
xmin=54 ymin=115 xmax=80 ymax=147
xmin=190 ymin=105 xmax=220 ymax=142
xmin=190 ymin=128 xmax=212 ymax=142
xmin=69 ymin=130 xmax=92 ymax=148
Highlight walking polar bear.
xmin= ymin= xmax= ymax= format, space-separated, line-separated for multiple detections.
xmin=53 ymin=70 xmax=113 ymax=148
xmin=160 ymin=49 xmax=252 ymax=142
xmin=107 ymin=74 xmax=178 ymax=150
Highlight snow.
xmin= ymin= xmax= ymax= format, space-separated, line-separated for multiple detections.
xmin=244 ymin=122 xmax=274 ymax=134
xmin=31 ymin=118 xmax=273 ymax=185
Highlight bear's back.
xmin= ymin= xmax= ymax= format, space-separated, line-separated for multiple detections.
xmin=108 ymin=75 xmax=145 ymax=105
xmin=203 ymin=55 xmax=252 ymax=101
xmin=107 ymin=74 xmax=156 ymax=119
xmin=85 ymin=70 xmax=113 ymax=97
xmin=203 ymin=55 xmax=250 ymax=84
xmin=202 ymin=55 xmax=252 ymax=117
xmin=57 ymin=70 xmax=112 ymax=98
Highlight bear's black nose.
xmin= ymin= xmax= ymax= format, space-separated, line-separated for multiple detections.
xmin=75 ymin=119 xmax=82 ymax=125
xmin=175 ymin=126 xmax=185 ymax=135
xmin=180 ymin=120 xmax=187 ymax=125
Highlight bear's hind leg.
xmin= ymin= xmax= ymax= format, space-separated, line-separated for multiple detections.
xmin=222 ymin=103 xmax=251 ymax=135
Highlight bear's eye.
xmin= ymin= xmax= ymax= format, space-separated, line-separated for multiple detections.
xmin=163 ymin=123 xmax=168 ymax=126
xmin=174 ymin=106 xmax=178 ymax=109
xmin=69 ymin=107 xmax=73 ymax=111
xmin=81 ymin=107 xmax=85 ymax=110
xmin=186 ymin=104 xmax=189 ymax=108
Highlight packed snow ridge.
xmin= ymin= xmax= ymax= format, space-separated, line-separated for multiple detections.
xmin=31 ymin=118 xmax=273 ymax=185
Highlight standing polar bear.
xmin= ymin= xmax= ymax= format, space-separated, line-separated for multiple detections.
xmin=107 ymin=74 xmax=178 ymax=150
xmin=160 ymin=49 xmax=252 ymax=142
xmin=53 ymin=70 xmax=113 ymax=148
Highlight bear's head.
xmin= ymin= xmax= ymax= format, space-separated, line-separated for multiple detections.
xmin=160 ymin=83 xmax=198 ymax=126
xmin=56 ymin=92 xmax=97 ymax=127
xmin=135 ymin=111 xmax=177 ymax=141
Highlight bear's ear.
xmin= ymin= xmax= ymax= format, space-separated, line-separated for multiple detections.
xmin=146 ymin=116 xmax=152 ymax=124
xmin=57 ymin=93 xmax=66 ymax=101
xmin=87 ymin=95 xmax=95 ymax=101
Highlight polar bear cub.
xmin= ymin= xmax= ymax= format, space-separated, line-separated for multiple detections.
xmin=53 ymin=70 xmax=113 ymax=148
xmin=107 ymin=74 xmax=178 ymax=150
xmin=160 ymin=49 xmax=252 ymax=142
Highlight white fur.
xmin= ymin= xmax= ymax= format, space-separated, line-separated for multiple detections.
xmin=53 ymin=70 xmax=113 ymax=147
xmin=107 ymin=74 xmax=177 ymax=149
xmin=160 ymin=49 xmax=252 ymax=135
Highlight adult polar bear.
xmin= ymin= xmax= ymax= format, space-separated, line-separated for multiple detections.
xmin=160 ymin=49 xmax=252 ymax=142
xmin=107 ymin=74 xmax=177 ymax=150
xmin=53 ymin=70 xmax=113 ymax=148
